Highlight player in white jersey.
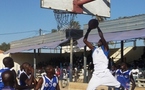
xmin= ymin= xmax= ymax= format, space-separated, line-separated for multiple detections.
xmin=83 ymin=19 xmax=121 ymax=90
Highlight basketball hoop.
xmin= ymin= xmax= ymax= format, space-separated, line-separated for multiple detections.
xmin=53 ymin=10 xmax=77 ymax=30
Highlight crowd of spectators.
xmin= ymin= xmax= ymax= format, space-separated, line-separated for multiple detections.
xmin=35 ymin=49 xmax=145 ymax=83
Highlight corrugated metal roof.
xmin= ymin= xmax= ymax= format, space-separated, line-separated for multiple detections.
xmin=9 ymin=14 xmax=145 ymax=50
xmin=10 ymin=29 xmax=83 ymax=49
xmin=77 ymin=28 xmax=145 ymax=47
xmin=83 ymin=14 xmax=145 ymax=34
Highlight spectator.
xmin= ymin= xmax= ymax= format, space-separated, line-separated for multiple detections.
xmin=115 ymin=62 xmax=136 ymax=90
xmin=19 ymin=62 xmax=37 ymax=89
xmin=35 ymin=65 xmax=60 ymax=90
xmin=131 ymin=66 xmax=140 ymax=82
xmin=1 ymin=70 xmax=15 ymax=90
xmin=0 ymin=57 xmax=14 ymax=89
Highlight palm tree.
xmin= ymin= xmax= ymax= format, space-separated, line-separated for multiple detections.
xmin=69 ymin=21 xmax=81 ymax=29
xmin=96 ymin=16 xmax=106 ymax=22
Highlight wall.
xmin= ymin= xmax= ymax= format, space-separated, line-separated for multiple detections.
xmin=10 ymin=53 xmax=62 ymax=72
xmin=8 ymin=46 xmax=144 ymax=73
xmin=0 ymin=53 xmax=10 ymax=68
xmin=124 ymin=46 xmax=144 ymax=62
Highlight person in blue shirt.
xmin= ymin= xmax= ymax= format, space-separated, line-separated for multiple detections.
xmin=35 ymin=65 xmax=60 ymax=90
xmin=1 ymin=70 xmax=15 ymax=90
xmin=0 ymin=57 xmax=32 ymax=90
xmin=0 ymin=57 xmax=14 ymax=89
xmin=115 ymin=62 xmax=136 ymax=90
xmin=19 ymin=62 xmax=37 ymax=89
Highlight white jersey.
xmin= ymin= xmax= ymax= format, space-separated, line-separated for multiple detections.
xmin=92 ymin=46 xmax=108 ymax=73
xmin=87 ymin=46 xmax=121 ymax=90
xmin=131 ymin=68 xmax=139 ymax=77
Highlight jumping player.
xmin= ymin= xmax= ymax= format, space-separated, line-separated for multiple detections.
xmin=115 ymin=62 xmax=136 ymax=90
xmin=35 ymin=65 xmax=60 ymax=90
xmin=83 ymin=19 xmax=121 ymax=90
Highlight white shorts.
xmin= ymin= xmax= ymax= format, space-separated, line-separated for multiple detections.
xmin=87 ymin=69 xmax=120 ymax=90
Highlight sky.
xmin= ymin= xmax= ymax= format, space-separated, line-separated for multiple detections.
xmin=0 ymin=0 xmax=145 ymax=44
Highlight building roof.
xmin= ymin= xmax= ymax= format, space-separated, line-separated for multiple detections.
xmin=77 ymin=28 xmax=145 ymax=47
xmin=5 ymin=14 xmax=145 ymax=53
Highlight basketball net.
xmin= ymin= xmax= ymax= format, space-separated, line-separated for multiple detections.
xmin=53 ymin=10 xmax=77 ymax=31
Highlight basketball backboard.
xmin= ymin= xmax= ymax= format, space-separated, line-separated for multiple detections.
xmin=41 ymin=0 xmax=110 ymax=17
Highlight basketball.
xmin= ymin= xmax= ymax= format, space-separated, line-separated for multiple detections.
xmin=88 ymin=19 xmax=99 ymax=29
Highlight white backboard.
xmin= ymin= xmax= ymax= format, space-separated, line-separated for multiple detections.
xmin=41 ymin=0 xmax=110 ymax=17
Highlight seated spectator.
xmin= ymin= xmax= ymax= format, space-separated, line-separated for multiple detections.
xmin=55 ymin=66 xmax=60 ymax=79
xmin=131 ymin=66 xmax=140 ymax=82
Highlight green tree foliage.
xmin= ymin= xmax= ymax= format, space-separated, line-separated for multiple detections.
xmin=0 ymin=42 xmax=10 ymax=51
xmin=51 ymin=29 xmax=58 ymax=33
xmin=69 ymin=21 xmax=81 ymax=29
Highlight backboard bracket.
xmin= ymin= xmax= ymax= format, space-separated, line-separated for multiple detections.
xmin=73 ymin=0 xmax=94 ymax=13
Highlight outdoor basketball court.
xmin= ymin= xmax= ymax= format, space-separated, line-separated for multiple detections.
xmin=40 ymin=1 xmax=145 ymax=90
xmin=40 ymin=0 xmax=111 ymax=83
xmin=41 ymin=0 xmax=110 ymax=30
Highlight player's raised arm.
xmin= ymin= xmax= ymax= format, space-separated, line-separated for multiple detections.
xmin=97 ymin=26 xmax=109 ymax=51
xmin=83 ymin=28 xmax=93 ymax=50
xmin=83 ymin=19 xmax=99 ymax=50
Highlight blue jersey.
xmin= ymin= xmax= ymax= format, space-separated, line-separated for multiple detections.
xmin=2 ymin=86 xmax=15 ymax=90
xmin=100 ymin=45 xmax=109 ymax=58
xmin=41 ymin=75 xmax=58 ymax=90
xmin=19 ymin=71 xmax=29 ymax=86
xmin=0 ymin=67 xmax=10 ymax=89
xmin=115 ymin=69 xmax=131 ymax=89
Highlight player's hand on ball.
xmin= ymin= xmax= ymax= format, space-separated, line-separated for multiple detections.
xmin=88 ymin=19 xmax=99 ymax=29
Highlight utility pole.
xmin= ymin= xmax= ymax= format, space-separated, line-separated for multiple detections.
xmin=39 ymin=29 xmax=42 ymax=36
xmin=38 ymin=29 xmax=42 ymax=54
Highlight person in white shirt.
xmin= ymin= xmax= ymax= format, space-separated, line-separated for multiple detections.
xmin=131 ymin=66 xmax=140 ymax=82
xmin=84 ymin=19 xmax=121 ymax=90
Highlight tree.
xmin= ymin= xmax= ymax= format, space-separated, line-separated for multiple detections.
xmin=51 ymin=29 xmax=58 ymax=33
xmin=0 ymin=42 xmax=10 ymax=51
xmin=97 ymin=16 xmax=107 ymax=22
xmin=69 ymin=21 xmax=81 ymax=29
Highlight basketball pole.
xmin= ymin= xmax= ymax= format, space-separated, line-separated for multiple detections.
xmin=83 ymin=46 xmax=87 ymax=83
xmin=69 ymin=37 xmax=73 ymax=82
xmin=33 ymin=49 xmax=36 ymax=78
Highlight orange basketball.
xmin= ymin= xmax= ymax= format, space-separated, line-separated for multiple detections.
xmin=88 ymin=19 xmax=99 ymax=29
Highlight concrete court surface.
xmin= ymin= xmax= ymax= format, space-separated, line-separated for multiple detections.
xmin=60 ymin=82 xmax=145 ymax=90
